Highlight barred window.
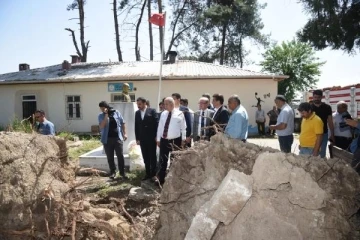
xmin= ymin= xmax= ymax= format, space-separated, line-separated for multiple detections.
xmin=66 ymin=95 xmax=81 ymax=119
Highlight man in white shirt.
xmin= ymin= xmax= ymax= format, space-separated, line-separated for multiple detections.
xmin=269 ymin=95 xmax=294 ymax=153
xmin=156 ymin=97 xmax=187 ymax=185
xmin=333 ymin=101 xmax=353 ymax=150
xmin=255 ymin=104 xmax=266 ymax=136
xmin=192 ymin=97 xmax=215 ymax=141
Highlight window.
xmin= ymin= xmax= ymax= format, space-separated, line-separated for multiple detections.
xmin=22 ymin=95 xmax=37 ymax=119
xmin=66 ymin=95 xmax=81 ymax=119
xmin=111 ymin=93 xmax=135 ymax=102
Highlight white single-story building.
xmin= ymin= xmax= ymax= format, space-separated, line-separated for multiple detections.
xmin=0 ymin=57 xmax=287 ymax=134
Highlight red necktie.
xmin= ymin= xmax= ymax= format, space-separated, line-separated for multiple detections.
xmin=162 ymin=111 xmax=172 ymax=138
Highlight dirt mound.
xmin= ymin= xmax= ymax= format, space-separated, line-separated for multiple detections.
xmin=0 ymin=132 xmax=147 ymax=240
xmin=154 ymin=133 xmax=360 ymax=240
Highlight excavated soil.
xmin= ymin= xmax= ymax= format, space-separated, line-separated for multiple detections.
xmin=0 ymin=132 xmax=159 ymax=240
xmin=2 ymin=131 xmax=360 ymax=240
xmin=154 ymin=133 xmax=360 ymax=240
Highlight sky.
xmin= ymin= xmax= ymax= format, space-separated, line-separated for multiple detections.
xmin=0 ymin=0 xmax=359 ymax=89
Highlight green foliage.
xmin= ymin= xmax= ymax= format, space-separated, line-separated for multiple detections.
xmin=67 ymin=0 xmax=87 ymax=11
xmin=57 ymin=131 xmax=78 ymax=139
xmin=260 ymin=40 xmax=325 ymax=102
xmin=169 ymin=0 xmax=268 ymax=67
xmin=297 ymin=0 xmax=360 ymax=53
xmin=68 ymin=140 xmax=101 ymax=160
xmin=9 ymin=118 xmax=33 ymax=133
xmin=0 ymin=125 xmax=4 ymax=131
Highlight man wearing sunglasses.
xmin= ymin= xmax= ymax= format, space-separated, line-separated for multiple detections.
xmin=34 ymin=110 xmax=55 ymax=135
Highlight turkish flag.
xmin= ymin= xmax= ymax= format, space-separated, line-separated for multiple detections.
xmin=149 ymin=13 xmax=165 ymax=27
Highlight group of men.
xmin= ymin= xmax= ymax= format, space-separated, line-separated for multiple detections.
xmin=271 ymin=90 xmax=359 ymax=165
xmin=268 ymin=91 xmax=332 ymax=157
xmin=34 ymin=88 xmax=360 ymax=184
xmin=255 ymin=104 xmax=280 ymax=136
xmin=98 ymin=92 xmax=250 ymax=185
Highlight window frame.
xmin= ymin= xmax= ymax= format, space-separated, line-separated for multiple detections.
xmin=66 ymin=95 xmax=82 ymax=120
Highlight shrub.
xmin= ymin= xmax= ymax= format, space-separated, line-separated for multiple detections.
xmin=8 ymin=118 xmax=33 ymax=133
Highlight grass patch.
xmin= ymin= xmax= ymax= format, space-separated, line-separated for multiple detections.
xmin=79 ymin=134 xmax=100 ymax=141
xmin=96 ymin=170 xmax=146 ymax=197
xmin=68 ymin=140 xmax=102 ymax=160
xmin=57 ymin=131 xmax=78 ymax=139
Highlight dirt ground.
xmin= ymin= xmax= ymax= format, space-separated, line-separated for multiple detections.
xmin=248 ymin=136 xmax=331 ymax=158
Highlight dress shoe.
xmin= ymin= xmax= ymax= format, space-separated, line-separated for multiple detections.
xmin=109 ymin=173 xmax=116 ymax=180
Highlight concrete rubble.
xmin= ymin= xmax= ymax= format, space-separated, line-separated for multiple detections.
xmin=154 ymin=133 xmax=360 ymax=240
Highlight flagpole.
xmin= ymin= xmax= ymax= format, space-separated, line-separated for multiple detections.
xmin=157 ymin=12 xmax=165 ymax=112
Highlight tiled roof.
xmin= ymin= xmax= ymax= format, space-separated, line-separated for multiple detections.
xmin=0 ymin=60 xmax=287 ymax=83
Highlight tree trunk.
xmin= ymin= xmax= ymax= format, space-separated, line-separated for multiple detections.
xmin=135 ymin=0 xmax=148 ymax=61
xmin=65 ymin=28 xmax=83 ymax=59
xmin=147 ymin=0 xmax=153 ymax=60
xmin=219 ymin=22 xmax=227 ymax=65
xmin=157 ymin=0 xmax=164 ymax=59
xmin=113 ymin=0 xmax=123 ymax=62
xmin=78 ymin=0 xmax=88 ymax=62
xmin=239 ymin=36 xmax=243 ymax=68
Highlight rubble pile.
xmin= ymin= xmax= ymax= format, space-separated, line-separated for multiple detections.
xmin=154 ymin=133 xmax=360 ymax=240
xmin=0 ymin=132 xmax=147 ymax=240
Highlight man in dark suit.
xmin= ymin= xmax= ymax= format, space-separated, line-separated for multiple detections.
xmin=172 ymin=93 xmax=192 ymax=147
xmin=135 ymin=97 xmax=159 ymax=180
xmin=192 ymin=97 xmax=215 ymax=141
xmin=210 ymin=93 xmax=230 ymax=137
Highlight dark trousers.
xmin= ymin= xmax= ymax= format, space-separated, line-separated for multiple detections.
xmin=268 ymin=120 xmax=277 ymax=135
xmin=334 ymin=136 xmax=352 ymax=151
xmin=140 ymin=140 xmax=157 ymax=177
xmin=256 ymin=121 xmax=265 ymax=135
xmin=103 ymin=137 xmax=125 ymax=176
xmin=278 ymin=135 xmax=294 ymax=153
xmin=158 ymin=137 xmax=182 ymax=184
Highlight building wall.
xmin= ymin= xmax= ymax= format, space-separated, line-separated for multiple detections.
xmin=0 ymin=78 xmax=277 ymax=133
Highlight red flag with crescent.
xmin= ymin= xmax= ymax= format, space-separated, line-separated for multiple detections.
xmin=149 ymin=13 xmax=165 ymax=27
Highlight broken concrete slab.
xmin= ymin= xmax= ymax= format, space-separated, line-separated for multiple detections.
xmin=207 ymin=169 xmax=253 ymax=225
xmin=288 ymin=167 xmax=327 ymax=210
xmin=184 ymin=202 xmax=219 ymax=240
xmin=153 ymin=133 xmax=360 ymax=240
xmin=251 ymin=152 xmax=292 ymax=190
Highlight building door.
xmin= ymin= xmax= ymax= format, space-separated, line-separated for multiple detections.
xmin=22 ymin=95 xmax=37 ymax=121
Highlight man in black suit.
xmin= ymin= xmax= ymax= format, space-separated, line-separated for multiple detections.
xmin=210 ymin=93 xmax=230 ymax=137
xmin=135 ymin=97 xmax=159 ymax=180
xmin=172 ymin=93 xmax=192 ymax=147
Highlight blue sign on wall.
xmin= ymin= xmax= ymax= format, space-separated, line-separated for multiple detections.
xmin=108 ymin=83 xmax=134 ymax=92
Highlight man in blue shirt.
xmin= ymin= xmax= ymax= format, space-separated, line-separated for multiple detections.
xmin=98 ymin=101 xmax=128 ymax=180
xmin=34 ymin=110 xmax=55 ymax=135
xmin=224 ymin=95 xmax=248 ymax=142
